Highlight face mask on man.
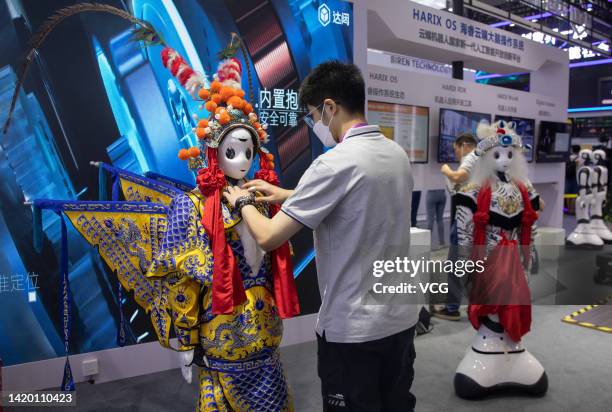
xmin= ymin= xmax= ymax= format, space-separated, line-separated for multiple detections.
xmin=304 ymin=102 xmax=337 ymax=148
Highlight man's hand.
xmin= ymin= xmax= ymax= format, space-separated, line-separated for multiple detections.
xmin=241 ymin=179 xmax=293 ymax=204
xmin=441 ymin=164 xmax=451 ymax=176
xmin=223 ymin=183 xmax=302 ymax=251
xmin=223 ymin=186 xmax=251 ymax=208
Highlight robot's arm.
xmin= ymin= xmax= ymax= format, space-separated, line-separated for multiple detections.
xmin=595 ymin=166 xmax=608 ymax=194
xmin=577 ymin=168 xmax=590 ymax=207
xmin=577 ymin=168 xmax=589 ymax=193
xmin=456 ymin=201 xmax=475 ymax=259
xmin=594 ymin=167 xmax=603 ymax=192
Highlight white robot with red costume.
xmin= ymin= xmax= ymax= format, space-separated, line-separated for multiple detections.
xmin=453 ymin=120 xmax=548 ymax=398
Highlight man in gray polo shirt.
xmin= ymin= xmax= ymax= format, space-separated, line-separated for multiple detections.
xmin=224 ymin=61 xmax=416 ymax=411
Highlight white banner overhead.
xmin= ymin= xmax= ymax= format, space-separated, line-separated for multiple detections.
xmin=367 ymin=64 xmax=567 ymax=123
xmin=367 ymin=0 xmax=568 ymax=74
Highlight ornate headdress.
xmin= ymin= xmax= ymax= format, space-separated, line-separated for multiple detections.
xmin=167 ymin=51 xmax=272 ymax=169
xmin=161 ymin=36 xmax=296 ymax=318
xmin=476 ymin=120 xmax=524 ymax=155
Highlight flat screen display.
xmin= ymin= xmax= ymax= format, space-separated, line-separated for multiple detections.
xmin=495 ymin=115 xmax=535 ymax=162
xmin=537 ymin=121 xmax=571 ymax=163
xmin=368 ymin=101 xmax=429 ymax=163
xmin=438 ymin=109 xmax=491 ymax=163
xmin=0 ymin=0 xmax=354 ymax=367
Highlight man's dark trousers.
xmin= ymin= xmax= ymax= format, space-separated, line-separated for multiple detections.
xmin=317 ymin=327 xmax=416 ymax=411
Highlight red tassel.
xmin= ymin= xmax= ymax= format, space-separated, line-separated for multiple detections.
xmin=471 ymin=182 xmax=491 ymax=262
xmin=268 ymin=202 xmax=300 ymax=318
xmin=198 ymin=148 xmax=246 ymax=314
xmin=516 ymin=181 xmax=538 ymax=267
xmin=255 ymin=149 xmax=300 ymax=318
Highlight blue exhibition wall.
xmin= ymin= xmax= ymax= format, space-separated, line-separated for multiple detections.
xmin=0 ymin=0 xmax=352 ymax=367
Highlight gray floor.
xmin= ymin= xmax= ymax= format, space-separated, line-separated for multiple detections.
xmin=18 ymin=213 xmax=612 ymax=411
xmin=19 ymin=305 xmax=611 ymax=412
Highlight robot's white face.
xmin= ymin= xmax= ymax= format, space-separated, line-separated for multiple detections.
xmin=218 ymin=127 xmax=255 ymax=180
xmin=491 ymin=146 xmax=514 ymax=173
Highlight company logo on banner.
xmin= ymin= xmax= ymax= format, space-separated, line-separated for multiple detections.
xmin=318 ymin=2 xmax=350 ymax=27
xmin=318 ymin=4 xmax=331 ymax=26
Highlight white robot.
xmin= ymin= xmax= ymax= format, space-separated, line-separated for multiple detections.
xmin=453 ymin=121 xmax=548 ymax=398
xmin=589 ymin=149 xmax=612 ymax=243
xmin=566 ymin=149 xmax=605 ymax=248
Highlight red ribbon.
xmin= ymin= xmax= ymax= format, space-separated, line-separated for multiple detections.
xmin=255 ymin=151 xmax=300 ymax=318
xmin=516 ymin=181 xmax=538 ymax=268
xmin=471 ymin=182 xmax=492 ymax=262
xmin=198 ymin=148 xmax=246 ymax=314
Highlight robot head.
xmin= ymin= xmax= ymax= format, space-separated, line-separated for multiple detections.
xmin=578 ymin=149 xmax=594 ymax=167
xmin=217 ymin=126 xmax=256 ymax=180
xmin=470 ymin=120 xmax=529 ymax=184
xmin=593 ymin=149 xmax=606 ymax=165
xmin=174 ymin=50 xmax=271 ymax=177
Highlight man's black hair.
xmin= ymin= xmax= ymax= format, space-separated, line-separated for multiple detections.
xmin=454 ymin=133 xmax=477 ymax=147
xmin=298 ymin=60 xmax=365 ymax=115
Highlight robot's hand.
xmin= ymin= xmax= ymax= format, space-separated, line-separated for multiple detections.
xmin=180 ymin=349 xmax=194 ymax=384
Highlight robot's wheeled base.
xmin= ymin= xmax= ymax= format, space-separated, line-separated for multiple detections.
xmin=454 ymin=322 xmax=548 ymax=399
xmin=454 ymin=371 xmax=548 ymax=399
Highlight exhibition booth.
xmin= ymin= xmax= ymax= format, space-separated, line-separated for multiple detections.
xmin=0 ymin=0 xmax=610 ymax=411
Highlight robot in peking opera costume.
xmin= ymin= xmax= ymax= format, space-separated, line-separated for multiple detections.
xmin=452 ymin=120 xmax=548 ymax=399
xmin=6 ymin=5 xmax=300 ymax=410
xmin=149 ymin=44 xmax=300 ymax=411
